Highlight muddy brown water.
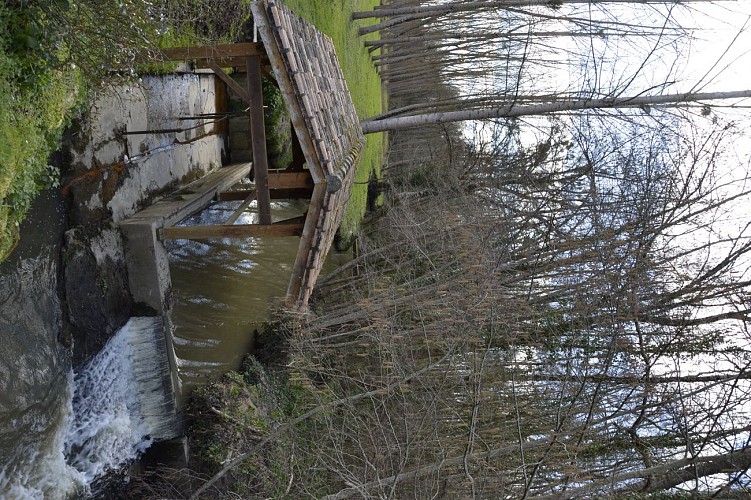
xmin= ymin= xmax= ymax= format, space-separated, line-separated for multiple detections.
xmin=168 ymin=198 xmax=351 ymax=390
xmin=0 ymin=194 xmax=352 ymax=497
xmin=169 ymin=199 xmax=304 ymax=390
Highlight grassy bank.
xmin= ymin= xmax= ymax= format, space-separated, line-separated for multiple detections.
xmin=0 ymin=5 xmax=79 ymax=260
xmin=284 ymin=0 xmax=385 ymax=241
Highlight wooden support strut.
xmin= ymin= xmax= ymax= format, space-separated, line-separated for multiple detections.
xmin=159 ymin=216 xmax=306 ymax=240
xmin=225 ymin=190 xmax=257 ymax=225
xmin=159 ymin=43 xmax=265 ymax=61
xmin=247 ymin=55 xmax=272 ymax=225
xmin=207 ymin=61 xmax=251 ymax=104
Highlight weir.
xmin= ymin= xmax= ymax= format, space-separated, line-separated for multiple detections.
xmin=65 ymin=317 xmax=177 ymax=481
xmin=120 ymin=163 xmax=252 ymax=419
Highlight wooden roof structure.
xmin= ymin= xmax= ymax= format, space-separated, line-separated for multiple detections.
xmin=157 ymin=0 xmax=365 ymax=309
xmin=252 ymin=0 xmax=365 ymax=308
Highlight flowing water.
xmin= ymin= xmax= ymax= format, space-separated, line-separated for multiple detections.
xmin=0 ymin=193 xmax=351 ymax=497
xmin=0 ymin=71 xmax=333 ymax=496
xmin=0 ymin=316 xmax=177 ymax=498
xmin=0 ymin=190 xmax=76 ymax=498
xmin=0 ymin=190 xmax=179 ymax=496
xmin=167 ymin=197 xmax=350 ymax=390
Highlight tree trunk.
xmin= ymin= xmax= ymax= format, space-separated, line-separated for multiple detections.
xmin=360 ymin=89 xmax=751 ymax=134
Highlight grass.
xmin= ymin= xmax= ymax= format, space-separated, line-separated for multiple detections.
xmin=0 ymin=5 xmax=80 ymax=261
xmin=0 ymin=71 xmax=75 ymax=260
xmin=283 ymin=0 xmax=385 ymax=241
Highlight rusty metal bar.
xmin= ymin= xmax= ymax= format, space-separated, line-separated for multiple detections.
xmin=178 ymin=113 xmax=244 ymax=121
xmin=124 ymin=116 xmax=228 ymax=135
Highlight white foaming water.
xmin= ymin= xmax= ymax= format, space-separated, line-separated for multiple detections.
xmin=64 ymin=316 xmax=176 ymax=484
xmin=0 ymin=317 xmax=177 ymax=499
xmin=0 ymin=377 xmax=85 ymax=499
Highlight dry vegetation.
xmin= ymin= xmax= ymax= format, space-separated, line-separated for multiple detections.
xmin=131 ymin=0 xmax=751 ymax=498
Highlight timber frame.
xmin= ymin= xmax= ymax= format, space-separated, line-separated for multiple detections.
xmin=153 ymin=0 xmax=365 ymax=309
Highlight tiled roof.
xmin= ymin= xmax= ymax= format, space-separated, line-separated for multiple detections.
xmin=251 ymin=0 xmax=365 ymax=308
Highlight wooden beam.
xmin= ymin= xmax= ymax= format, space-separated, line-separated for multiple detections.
xmin=159 ymin=43 xmax=264 ymax=61
xmin=193 ymin=56 xmax=269 ymax=69
xmin=268 ymin=171 xmax=313 ymax=189
xmin=207 ymin=61 xmax=250 ymax=104
xmin=160 ymin=221 xmax=304 ymax=240
xmin=218 ymin=188 xmax=313 ymax=201
xmin=225 ymin=190 xmax=256 ymax=225
xmin=247 ymin=55 xmax=272 ymax=225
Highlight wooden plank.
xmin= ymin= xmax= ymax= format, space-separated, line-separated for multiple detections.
xmin=218 ymin=188 xmax=313 ymax=201
xmin=225 ymin=190 xmax=257 ymax=225
xmin=207 ymin=61 xmax=251 ymax=104
xmin=160 ymin=43 xmax=264 ymax=61
xmin=268 ymin=171 xmax=313 ymax=189
xmin=160 ymin=222 xmax=304 ymax=240
xmin=121 ymin=163 xmax=252 ymax=228
xmin=247 ymin=55 xmax=272 ymax=225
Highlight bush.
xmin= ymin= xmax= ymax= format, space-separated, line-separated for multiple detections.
xmin=0 ymin=1 xmax=82 ymax=259
xmin=186 ymin=357 xmax=303 ymax=498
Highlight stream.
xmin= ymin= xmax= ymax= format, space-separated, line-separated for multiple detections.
xmin=0 ymin=70 xmax=353 ymax=497
xmin=0 ymin=190 xmax=349 ymax=498
xmin=167 ymin=199 xmax=306 ymax=391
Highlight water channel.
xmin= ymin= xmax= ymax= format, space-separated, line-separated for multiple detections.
xmin=0 ymin=192 xmax=349 ymax=497
xmin=168 ymin=198 xmax=307 ymax=391
xmin=0 ymin=74 xmax=350 ymax=497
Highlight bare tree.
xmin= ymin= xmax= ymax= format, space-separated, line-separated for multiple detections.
xmin=361 ymin=89 xmax=751 ymax=133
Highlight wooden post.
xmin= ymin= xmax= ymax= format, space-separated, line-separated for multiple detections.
xmin=247 ymin=56 xmax=272 ymax=225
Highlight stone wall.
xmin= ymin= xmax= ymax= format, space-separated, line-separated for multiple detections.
xmin=60 ymin=74 xmax=226 ymax=366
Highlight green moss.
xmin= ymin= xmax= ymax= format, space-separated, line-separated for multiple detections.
xmin=263 ymin=78 xmax=293 ymax=169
